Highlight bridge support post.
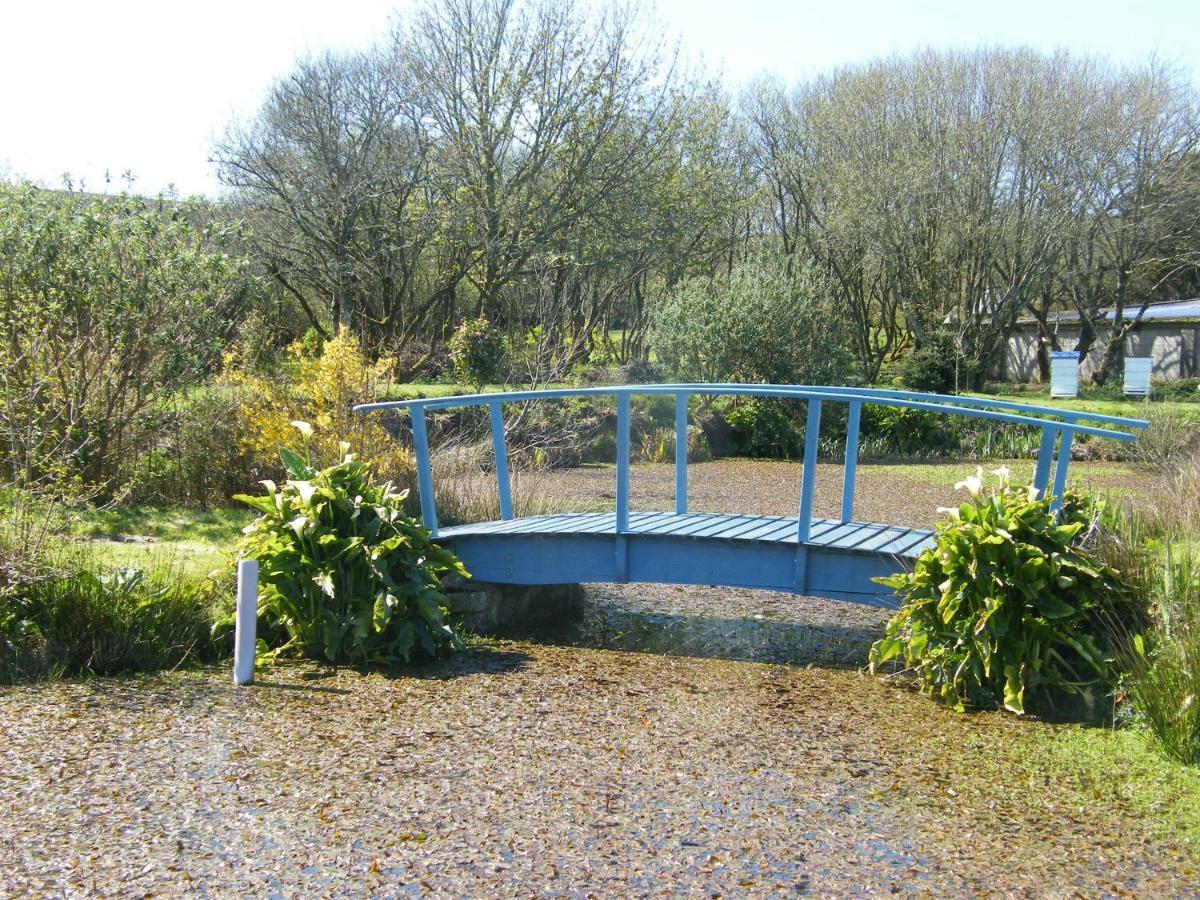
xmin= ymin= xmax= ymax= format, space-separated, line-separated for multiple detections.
xmin=411 ymin=406 xmax=438 ymax=537
xmin=1049 ymin=429 xmax=1074 ymax=515
xmin=841 ymin=400 xmax=861 ymax=523
xmin=1033 ymin=427 xmax=1057 ymax=499
xmin=793 ymin=546 xmax=810 ymax=595
xmin=616 ymin=393 xmax=630 ymax=533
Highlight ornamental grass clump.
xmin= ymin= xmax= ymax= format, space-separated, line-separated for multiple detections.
xmin=1121 ymin=544 xmax=1200 ymax=764
xmin=870 ymin=468 xmax=1145 ymax=716
xmin=235 ymin=424 xmax=466 ymax=667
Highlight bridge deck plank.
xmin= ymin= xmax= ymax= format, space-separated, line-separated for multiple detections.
xmin=438 ymin=512 xmax=932 ymax=559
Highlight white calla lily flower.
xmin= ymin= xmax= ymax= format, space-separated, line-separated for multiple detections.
xmin=954 ymin=466 xmax=984 ymax=497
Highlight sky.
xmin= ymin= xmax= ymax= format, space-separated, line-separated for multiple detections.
xmin=2 ymin=0 xmax=1197 ymax=198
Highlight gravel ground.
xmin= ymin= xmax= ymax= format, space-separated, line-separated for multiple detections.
xmin=3 ymin=458 xmax=1191 ymax=897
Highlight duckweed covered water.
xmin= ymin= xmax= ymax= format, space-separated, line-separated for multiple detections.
xmin=4 ymin=585 xmax=1199 ymax=894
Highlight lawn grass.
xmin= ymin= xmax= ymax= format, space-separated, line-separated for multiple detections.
xmin=380 ymin=382 xmax=494 ymax=400
xmin=66 ymin=505 xmax=252 ymax=579
xmin=69 ymin=504 xmax=251 ymax=543
xmin=380 ymin=381 xmax=573 ymax=401
xmin=967 ymin=389 xmax=1200 ymax=424
xmin=82 ymin=539 xmax=230 ymax=580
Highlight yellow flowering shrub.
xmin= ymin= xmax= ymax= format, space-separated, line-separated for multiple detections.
xmin=220 ymin=328 xmax=412 ymax=484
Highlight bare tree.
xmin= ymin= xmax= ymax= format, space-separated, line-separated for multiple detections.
xmin=742 ymin=49 xmax=1200 ymax=386
xmin=405 ymin=0 xmax=682 ymax=319
xmin=216 ymin=47 xmax=434 ymax=349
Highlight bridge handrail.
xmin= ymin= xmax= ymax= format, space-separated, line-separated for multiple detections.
xmin=687 ymin=384 xmax=1150 ymax=430
xmin=354 ymin=383 xmax=1148 ymax=538
xmin=354 ymin=384 xmax=1148 ymax=437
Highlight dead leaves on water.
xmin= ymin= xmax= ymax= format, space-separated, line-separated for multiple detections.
xmin=2 ymin=639 xmax=1196 ymax=896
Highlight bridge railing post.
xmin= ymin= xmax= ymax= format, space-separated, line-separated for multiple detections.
xmin=674 ymin=392 xmax=688 ymax=515
xmin=616 ymin=392 xmax=631 ymax=533
xmin=488 ymin=401 xmax=513 ymax=520
xmin=410 ymin=405 xmax=438 ymax=538
xmin=1049 ymin=428 xmax=1074 ymax=515
xmin=798 ymin=397 xmax=822 ymax=543
xmin=1033 ymin=426 xmax=1058 ymax=499
xmin=840 ymin=400 xmax=861 ymax=524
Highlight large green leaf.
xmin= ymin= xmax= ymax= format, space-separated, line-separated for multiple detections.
xmin=237 ymin=441 xmax=467 ymax=667
xmin=869 ymin=480 xmax=1138 ymax=716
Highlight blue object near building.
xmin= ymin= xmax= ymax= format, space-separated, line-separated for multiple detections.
xmin=1049 ymin=351 xmax=1080 ymax=398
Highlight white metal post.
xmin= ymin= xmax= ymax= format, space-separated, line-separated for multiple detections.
xmin=233 ymin=559 xmax=258 ymax=686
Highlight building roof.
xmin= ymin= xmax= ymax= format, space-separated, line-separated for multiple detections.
xmin=1018 ymin=298 xmax=1200 ymax=327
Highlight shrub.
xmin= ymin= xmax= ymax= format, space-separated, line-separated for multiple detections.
xmin=499 ymin=396 xmax=614 ymax=468
xmin=651 ymin=253 xmax=855 ymax=386
xmin=619 ymin=359 xmax=660 ymax=385
xmin=897 ymin=331 xmax=971 ymax=394
xmin=0 ymin=183 xmax=256 ymax=496
xmin=221 ymin=327 xmax=413 ymax=488
xmin=1151 ymin=377 xmax=1200 ymax=402
xmin=725 ymin=399 xmax=803 ymax=459
xmin=235 ymin=433 xmax=465 ymax=667
xmin=448 ymin=316 xmax=506 ymax=390
xmin=126 ymin=388 xmax=262 ymax=508
xmin=860 ymin=406 xmax=963 ymax=457
xmin=870 ymin=469 xmax=1144 ymax=716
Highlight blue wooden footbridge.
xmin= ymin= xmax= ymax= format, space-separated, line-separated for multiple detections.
xmin=356 ymin=385 xmax=1147 ymax=607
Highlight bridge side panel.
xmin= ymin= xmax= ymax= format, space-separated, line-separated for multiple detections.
xmin=440 ymin=532 xmax=906 ymax=607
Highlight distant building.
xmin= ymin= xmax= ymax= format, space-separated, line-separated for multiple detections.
xmin=997 ymin=298 xmax=1200 ymax=382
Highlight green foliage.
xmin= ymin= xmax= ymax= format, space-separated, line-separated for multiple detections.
xmin=870 ymin=471 xmax=1143 ymax=715
xmin=897 ymin=331 xmax=971 ymax=394
xmin=235 ymin=440 xmax=466 ymax=667
xmin=300 ymin=326 xmax=326 ymax=359
xmin=1123 ymin=544 xmax=1200 ymax=764
xmin=0 ymin=554 xmax=224 ymax=682
xmin=0 ymin=183 xmax=256 ymax=497
xmin=725 ymin=399 xmax=803 ymax=459
xmin=651 ymin=254 xmax=854 ymax=386
xmin=448 ymin=317 xmax=506 ymax=390
xmin=636 ymin=424 xmax=711 ymax=464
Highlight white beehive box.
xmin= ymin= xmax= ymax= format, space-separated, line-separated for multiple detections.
xmin=1049 ymin=351 xmax=1079 ymax=398
xmin=1124 ymin=357 xmax=1153 ymax=397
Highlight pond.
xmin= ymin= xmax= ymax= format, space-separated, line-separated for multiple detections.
xmin=3 ymin=583 xmax=1196 ymax=895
